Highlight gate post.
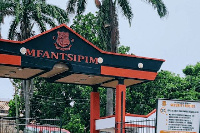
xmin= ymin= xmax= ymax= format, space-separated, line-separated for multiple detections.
xmin=115 ymin=79 xmax=126 ymax=133
xmin=90 ymin=87 xmax=100 ymax=133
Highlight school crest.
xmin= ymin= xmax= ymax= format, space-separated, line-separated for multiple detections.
xmin=54 ymin=31 xmax=74 ymax=51
xmin=162 ymin=101 xmax=166 ymax=106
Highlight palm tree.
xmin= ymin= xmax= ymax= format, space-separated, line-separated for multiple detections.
xmin=0 ymin=0 xmax=69 ymax=40
xmin=66 ymin=0 xmax=168 ymax=116
xmin=96 ymin=0 xmax=133 ymax=116
xmin=0 ymin=0 xmax=69 ymax=123
xmin=67 ymin=0 xmax=167 ymax=52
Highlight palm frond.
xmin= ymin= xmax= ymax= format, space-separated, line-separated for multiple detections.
xmin=0 ymin=0 xmax=69 ymax=40
xmin=1 ymin=10 xmax=15 ymax=16
xmin=33 ymin=15 xmax=46 ymax=32
xmin=0 ymin=1 xmax=13 ymax=11
xmin=51 ymin=5 xmax=69 ymax=24
xmin=8 ymin=18 xmax=19 ymax=40
xmin=0 ymin=2 xmax=15 ymax=21
xmin=14 ymin=1 xmax=21 ymax=23
xmin=146 ymin=0 xmax=168 ymax=18
xmin=35 ymin=3 xmax=42 ymax=19
xmin=43 ymin=4 xmax=69 ymax=24
xmin=41 ymin=15 xmax=56 ymax=28
xmin=66 ymin=0 xmax=87 ymax=15
xmin=118 ymin=0 xmax=133 ymax=25
xmin=44 ymin=5 xmax=57 ymax=19
xmin=77 ymin=0 xmax=87 ymax=14
xmin=66 ymin=0 xmax=77 ymax=14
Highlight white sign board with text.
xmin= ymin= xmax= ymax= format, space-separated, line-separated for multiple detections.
xmin=156 ymin=99 xmax=200 ymax=133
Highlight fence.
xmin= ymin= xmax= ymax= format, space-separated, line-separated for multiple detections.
xmin=116 ymin=119 xmax=156 ymax=133
xmin=0 ymin=117 xmax=65 ymax=133
xmin=0 ymin=117 xmax=16 ymax=133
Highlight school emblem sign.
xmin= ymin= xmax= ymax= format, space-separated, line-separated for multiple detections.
xmin=54 ymin=31 xmax=73 ymax=51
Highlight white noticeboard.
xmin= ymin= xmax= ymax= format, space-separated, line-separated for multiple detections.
xmin=156 ymin=99 xmax=200 ymax=133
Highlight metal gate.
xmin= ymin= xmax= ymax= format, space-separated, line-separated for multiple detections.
xmin=116 ymin=119 xmax=156 ymax=133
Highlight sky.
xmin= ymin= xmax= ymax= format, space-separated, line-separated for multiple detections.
xmin=0 ymin=0 xmax=200 ymax=99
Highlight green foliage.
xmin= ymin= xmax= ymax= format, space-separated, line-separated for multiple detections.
xmin=70 ymin=12 xmax=132 ymax=55
xmin=146 ymin=0 xmax=168 ymax=18
xmin=9 ymin=64 xmax=200 ymax=132
xmin=66 ymin=0 xmax=168 ymax=25
xmin=126 ymin=70 xmax=200 ymax=115
xmin=62 ymin=108 xmax=87 ymax=133
xmin=183 ymin=62 xmax=200 ymax=96
xmin=118 ymin=45 xmax=130 ymax=54
xmin=8 ymin=100 xmax=15 ymax=117
xmin=117 ymin=0 xmax=133 ymax=25
xmin=29 ymin=78 xmax=92 ymax=132
xmin=0 ymin=0 xmax=69 ymax=40
xmin=66 ymin=0 xmax=168 ymax=52
xmin=70 ymin=12 xmax=106 ymax=50
xmin=8 ymin=80 xmax=23 ymax=117
xmin=183 ymin=62 xmax=200 ymax=76
xmin=8 ymin=97 xmax=18 ymax=117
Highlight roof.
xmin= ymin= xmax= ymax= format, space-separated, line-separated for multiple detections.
xmin=0 ymin=101 xmax=9 ymax=110
xmin=0 ymin=24 xmax=165 ymax=88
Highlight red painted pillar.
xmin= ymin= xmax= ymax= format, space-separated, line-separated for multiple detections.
xmin=90 ymin=92 xmax=100 ymax=133
xmin=115 ymin=84 xmax=126 ymax=133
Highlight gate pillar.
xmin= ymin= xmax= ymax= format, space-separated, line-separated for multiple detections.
xmin=115 ymin=79 xmax=126 ymax=133
xmin=90 ymin=87 xmax=100 ymax=133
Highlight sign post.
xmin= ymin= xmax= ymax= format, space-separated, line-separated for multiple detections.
xmin=156 ymin=99 xmax=200 ymax=133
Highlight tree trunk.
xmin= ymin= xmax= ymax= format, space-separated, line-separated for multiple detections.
xmin=106 ymin=0 xmax=119 ymax=116
xmin=24 ymin=80 xmax=31 ymax=124
xmin=106 ymin=88 xmax=114 ymax=116
xmin=21 ymin=17 xmax=33 ymax=124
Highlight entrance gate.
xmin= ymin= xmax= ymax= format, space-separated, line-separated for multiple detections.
xmin=0 ymin=24 xmax=165 ymax=133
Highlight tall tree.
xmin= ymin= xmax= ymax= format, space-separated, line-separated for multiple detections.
xmin=183 ymin=62 xmax=200 ymax=98
xmin=66 ymin=0 xmax=168 ymax=116
xmin=0 ymin=0 xmax=69 ymax=40
xmin=0 ymin=0 xmax=69 ymax=123
xmin=127 ymin=67 xmax=200 ymax=115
